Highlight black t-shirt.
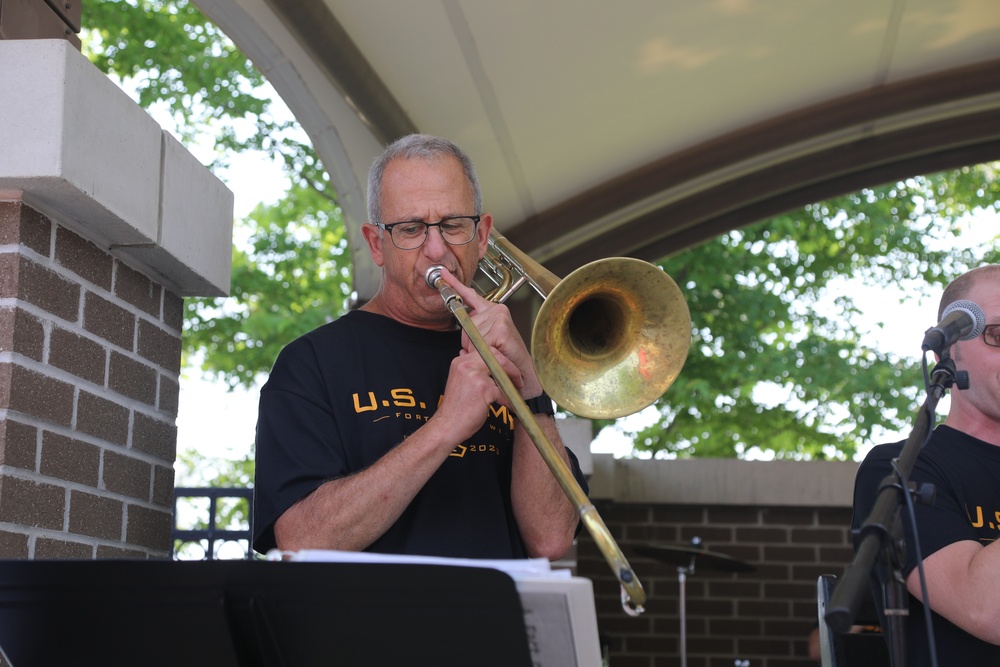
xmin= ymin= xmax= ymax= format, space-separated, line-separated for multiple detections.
xmin=253 ymin=309 xmax=587 ymax=558
xmin=852 ymin=425 xmax=1000 ymax=666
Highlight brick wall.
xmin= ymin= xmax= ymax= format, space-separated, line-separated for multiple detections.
xmin=0 ymin=201 xmax=182 ymax=558
xmin=578 ymin=501 xmax=854 ymax=667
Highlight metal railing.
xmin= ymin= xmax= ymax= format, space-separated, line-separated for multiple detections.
xmin=172 ymin=487 xmax=256 ymax=560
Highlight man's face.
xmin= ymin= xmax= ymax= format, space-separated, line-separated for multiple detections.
xmin=951 ymin=276 xmax=1000 ymax=429
xmin=363 ymin=155 xmax=491 ymax=328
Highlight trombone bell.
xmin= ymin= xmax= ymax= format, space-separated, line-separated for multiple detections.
xmin=480 ymin=231 xmax=691 ymax=420
xmin=532 ymin=257 xmax=690 ymax=420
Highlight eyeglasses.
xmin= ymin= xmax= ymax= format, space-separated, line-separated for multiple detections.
xmin=984 ymin=324 xmax=1000 ymax=348
xmin=375 ymin=215 xmax=481 ymax=250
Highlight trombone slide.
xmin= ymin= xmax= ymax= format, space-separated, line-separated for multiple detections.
xmin=425 ymin=265 xmax=647 ymax=615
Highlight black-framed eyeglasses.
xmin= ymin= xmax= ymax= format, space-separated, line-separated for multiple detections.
xmin=984 ymin=323 xmax=1000 ymax=348
xmin=375 ymin=215 xmax=481 ymax=250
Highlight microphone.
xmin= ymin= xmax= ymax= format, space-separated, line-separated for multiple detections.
xmin=921 ymin=299 xmax=986 ymax=353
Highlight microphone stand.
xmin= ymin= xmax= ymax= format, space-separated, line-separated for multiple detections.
xmin=824 ymin=352 xmax=961 ymax=666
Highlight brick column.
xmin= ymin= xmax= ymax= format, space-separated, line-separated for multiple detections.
xmin=0 ymin=201 xmax=183 ymax=557
xmin=0 ymin=39 xmax=234 ymax=559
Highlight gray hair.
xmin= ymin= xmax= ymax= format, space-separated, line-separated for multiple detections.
xmin=366 ymin=134 xmax=483 ymax=225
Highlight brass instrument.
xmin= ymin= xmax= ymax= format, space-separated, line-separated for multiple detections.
xmin=425 ymin=230 xmax=691 ymax=616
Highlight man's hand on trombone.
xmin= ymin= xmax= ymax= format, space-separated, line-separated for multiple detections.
xmin=435 ymin=267 xmax=543 ymax=401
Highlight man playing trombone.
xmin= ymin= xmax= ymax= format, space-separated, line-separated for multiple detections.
xmin=252 ymin=134 xmax=586 ymax=561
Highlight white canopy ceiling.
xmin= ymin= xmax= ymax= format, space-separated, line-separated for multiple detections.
xmin=194 ymin=0 xmax=1000 ymax=302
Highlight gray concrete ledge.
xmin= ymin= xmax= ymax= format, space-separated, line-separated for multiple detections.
xmin=0 ymin=40 xmax=233 ymax=296
xmin=589 ymin=454 xmax=859 ymax=508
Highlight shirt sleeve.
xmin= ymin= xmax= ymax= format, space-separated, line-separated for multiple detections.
xmin=252 ymin=336 xmax=347 ymax=554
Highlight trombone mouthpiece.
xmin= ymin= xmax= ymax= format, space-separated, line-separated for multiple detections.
xmin=426 ymin=265 xmax=462 ymax=308
xmin=425 ymin=265 xmax=445 ymax=288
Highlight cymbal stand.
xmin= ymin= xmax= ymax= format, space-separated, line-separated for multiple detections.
xmin=676 ymin=536 xmax=702 ymax=667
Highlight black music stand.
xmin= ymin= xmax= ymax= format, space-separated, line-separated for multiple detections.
xmin=0 ymin=559 xmax=532 ymax=667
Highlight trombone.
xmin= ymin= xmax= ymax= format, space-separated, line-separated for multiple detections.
xmin=426 ymin=230 xmax=691 ymax=616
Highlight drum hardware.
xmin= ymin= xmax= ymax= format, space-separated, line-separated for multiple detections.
xmin=635 ymin=537 xmax=756 ymax=666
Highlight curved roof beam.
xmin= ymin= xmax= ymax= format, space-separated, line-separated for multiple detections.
xmin=505 ymin=59 xmax=1000 ymax=275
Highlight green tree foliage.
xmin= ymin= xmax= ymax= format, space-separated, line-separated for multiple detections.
xmin=83 ymin=2 xmax=999 ymax=467
xmin=636 ymin=166 xmax=1000 ymax=460
xmin=83 ymin=0 xmax=330 ymax=189
xmin=83 ymin=0 xmax=341 ymax=386
xmin=183 ymin=183 xmax=354 ymax=387
xmin=82 ymin=0 xmax=339 ymax=488
xmin=83 ymin=0 xmax=272 ymax=157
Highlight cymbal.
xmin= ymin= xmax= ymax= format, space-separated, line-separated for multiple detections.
xmin=633 ymin=542 xmax=756 ymax=573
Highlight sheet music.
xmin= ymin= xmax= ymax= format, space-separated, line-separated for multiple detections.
xmin=275 ymin=548 xmax=569 ymax=579
xmin=517 ymin=578 xmax=602 ymax=667
xmin=521 ymin=589 xmax=578 ymax=667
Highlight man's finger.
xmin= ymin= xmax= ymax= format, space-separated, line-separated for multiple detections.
xmin=440 ymin=267 xmax=488 ymax=310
